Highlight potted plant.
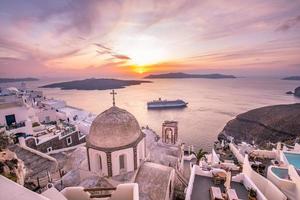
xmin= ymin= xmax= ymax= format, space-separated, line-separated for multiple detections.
xmin=248 ymin=188 xmax=257 ymax=200
xmin=192 ymin=149 xmax=208 ymax=165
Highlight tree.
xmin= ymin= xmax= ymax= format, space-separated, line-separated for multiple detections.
xmin=193 ymin=149 xmax=208 ymax=165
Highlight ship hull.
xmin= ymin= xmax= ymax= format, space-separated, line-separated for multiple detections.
xmin=147 ymin=102 xmax=188 ymax=109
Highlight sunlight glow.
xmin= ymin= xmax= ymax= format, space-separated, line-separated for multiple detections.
xmin=117 ymin=35 xmax=167 ymax=67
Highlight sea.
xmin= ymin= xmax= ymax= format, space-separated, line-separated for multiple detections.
xmin=1 ymin=77 xmax=300 ymax=151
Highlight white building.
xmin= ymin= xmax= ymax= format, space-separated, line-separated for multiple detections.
xmin=0 ymin=101 xmax=33 ymax=135
xmin=86 ymin=106 xmax=146 ymax=177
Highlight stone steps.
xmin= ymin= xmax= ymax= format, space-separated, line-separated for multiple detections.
xmin=8 ymin=145 xmax=57 ymax=180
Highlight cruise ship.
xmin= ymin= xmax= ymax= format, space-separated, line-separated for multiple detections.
xmin=147 ymin=98 xmax=188 ymax=109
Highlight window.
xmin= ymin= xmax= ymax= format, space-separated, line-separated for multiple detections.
xmin=99 ymin=155 xmax=102 ymax=170
xmin=119 ymin=154 xmax=125 ymax=170
xmin=66 ymin=136 xmax=72 ymax=145
xmin=47 ymin=147 xmax=52 ymax=152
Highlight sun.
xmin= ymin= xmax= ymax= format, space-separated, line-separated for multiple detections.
xmin=131 ymin=65 xmax=147 ymax=74
xmin=116 ymin=35 xmax=167 ymax=70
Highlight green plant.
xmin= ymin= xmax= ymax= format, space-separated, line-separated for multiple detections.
xmin=193 ymin=149 xmax=208 ymax=165
xmin=32 ymin=122 xmax=40 ymax=127
xmin=248 ymin=188 xmax=257 ymax=198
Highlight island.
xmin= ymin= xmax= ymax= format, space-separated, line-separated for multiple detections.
xmin=218 ymin=103 xmax=300 ymax=148
xmin=0 ymin=78 xmax=39 ymax=83
xmin=282 ymin=76 xmax=300 ymax=80
xmin=40 ymin=78 xmax=152 ymax=90
xmin=144 ymin=72 xmax=236 ymax=79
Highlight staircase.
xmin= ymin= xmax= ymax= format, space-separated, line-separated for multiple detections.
xmin=175 ymin=169 xmax=188 ymax=187
xmin=8 ymin=145 xmax=57 ymax=181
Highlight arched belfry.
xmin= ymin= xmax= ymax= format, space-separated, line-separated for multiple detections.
xmin=86 ymin=91 xmax=146 ymax=177
xmin=162 ymin=121 xmax=178 ymax=144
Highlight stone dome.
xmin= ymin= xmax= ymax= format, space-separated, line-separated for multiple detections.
xmin=87 ymin=106 xmax=142 ymax=149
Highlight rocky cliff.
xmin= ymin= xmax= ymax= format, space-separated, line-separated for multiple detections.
xmin=218 ymin=104 xmax=300 ymax=147
xmin=295 ymin=87 xmax=300 ymax=97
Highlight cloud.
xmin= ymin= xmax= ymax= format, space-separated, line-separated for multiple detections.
xmin=111 ymin=54 xmax=131 ymax=60
xmin=94 ymin=43 xmax=112 ymax=51
xmin=276 ymin=15 xmax=300 ymax=31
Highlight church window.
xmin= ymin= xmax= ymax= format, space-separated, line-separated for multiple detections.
xmin=99 ymin=155 xmax=102 ymax=170
xmin=119 ymin=154 xmax=125 ymax=170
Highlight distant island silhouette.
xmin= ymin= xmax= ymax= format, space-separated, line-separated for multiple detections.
xmin=0 ymin=78 xmax=39 ymax=83
xmin=282 ymin=76 xmax=300 ymax=80
xmin=40 ymin=78 xmax=152 ymax=90
xmin=144 ymin=72 xmax=236 ymax=79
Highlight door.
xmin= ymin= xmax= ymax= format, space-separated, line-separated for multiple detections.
xmin=5 ymin=114 xmax=16 ymax=126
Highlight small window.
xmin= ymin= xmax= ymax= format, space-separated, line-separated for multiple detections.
xmin=66 ymin=136 xmax=72 ymax=145
xmin=99 ymin=155 xmax=102 ymax=170
xmin=47 ymin=147 xmax=52 ymax=152
xmin=119 ymin=155 xmax=125 ymax=170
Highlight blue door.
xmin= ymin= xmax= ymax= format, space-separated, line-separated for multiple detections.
xmin=5 ymin=114 xmax=16 ymax=126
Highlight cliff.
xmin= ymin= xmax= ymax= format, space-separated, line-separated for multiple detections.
xmin=295 ymin=87 xmax=300 ymax=97
xmin=218 ymin=104 xmax=300 ymax=147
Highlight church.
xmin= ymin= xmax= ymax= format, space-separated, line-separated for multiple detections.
xmin=86 ymin=105 xmax=146 ymax=177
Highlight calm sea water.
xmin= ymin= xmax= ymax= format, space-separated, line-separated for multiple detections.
xmin=2 ymin=77 xmax=300 ymax=151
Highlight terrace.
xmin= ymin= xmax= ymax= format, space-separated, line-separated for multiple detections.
xmin=190 ymin=175 xmax=248 ymax=200
xmin=33 ymin=121 xmax=77 ymax=144
xmin=6 ymin=121 xmax=26 ymax=131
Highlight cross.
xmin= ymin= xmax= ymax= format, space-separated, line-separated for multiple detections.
xmin=110 ymin=90 xmax=117 ymax=106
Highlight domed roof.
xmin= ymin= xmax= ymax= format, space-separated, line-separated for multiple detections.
xmin=87 ymin=106 xmax=142 ymax=149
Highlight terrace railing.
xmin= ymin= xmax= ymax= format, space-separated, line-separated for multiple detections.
xmin=6 ymin=121 xmax=26 ymax=131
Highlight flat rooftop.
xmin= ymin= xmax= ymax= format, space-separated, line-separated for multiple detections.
xmin=191 ymin=175 xmax=248 ymax=200
xmin=0 ymin=102 xmax=23 ymax=109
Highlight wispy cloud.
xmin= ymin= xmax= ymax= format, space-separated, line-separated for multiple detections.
xmin=94 ymin=43 xmax=112 ymax=51
xmin=111 ymin=54 xmax=131 ymax=60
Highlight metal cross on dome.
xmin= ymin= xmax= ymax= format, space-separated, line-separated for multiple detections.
xmin=110 ymin=90 xmax=117 ymax=106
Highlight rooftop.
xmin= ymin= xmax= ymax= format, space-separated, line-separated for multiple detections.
xmin=135 ymin=162 xmax=173 ymax=200
xmin=190 ymin=175 xmax=248 ymax=200
xmin=88 ymin=106 xmax=143 ymax=149
xmin=0 ymin=102 xmax=23 ymax=109
xmin=143 ymin=128 xmax=180 ymax=167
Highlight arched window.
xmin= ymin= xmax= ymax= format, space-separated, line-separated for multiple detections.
xmin=165 ymin=128 xmax=173 ymax=143
xmin=99 ymin=155 xmax=102 ymax=170
xmin=119 ymin=154 xmax=125 ymax=170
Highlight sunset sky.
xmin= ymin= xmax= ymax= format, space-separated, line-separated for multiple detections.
xmin=0 ymin=0 xmax=300 ymax=78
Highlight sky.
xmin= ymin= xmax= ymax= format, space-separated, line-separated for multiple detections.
xmin=0 ymin=0 xmax=300 ymax=78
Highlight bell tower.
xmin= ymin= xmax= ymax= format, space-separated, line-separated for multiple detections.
xmin=162 ymin=121 xmax=178 ymax=144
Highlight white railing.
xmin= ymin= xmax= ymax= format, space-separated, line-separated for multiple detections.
xmin=243 ymin=155 xmax=287 ymax=200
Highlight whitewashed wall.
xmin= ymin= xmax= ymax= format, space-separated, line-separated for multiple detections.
xmin=229 ymin=143 xmax=245 ymax=163
xmin=111 ymin=147 xmax=134 ymax=176
xmin=35 ymin=109 xmax=58 ymax=123
xmin=243 ymin=155 xmax=287 ymax=200
xmin=0 ymin=106 xmax=28 ymax=126
xmin=137 ymin=138 xmax=146 ymax=166
xmin=89 ymin=148 xmax=108 ymax=176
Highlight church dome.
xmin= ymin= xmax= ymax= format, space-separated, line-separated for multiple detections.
xmin=87 ymin=106 xmax=142 ymax=149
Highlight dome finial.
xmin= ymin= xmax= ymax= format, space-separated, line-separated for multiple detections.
xmin=110 ymin=90 xmax=117 ymax=106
